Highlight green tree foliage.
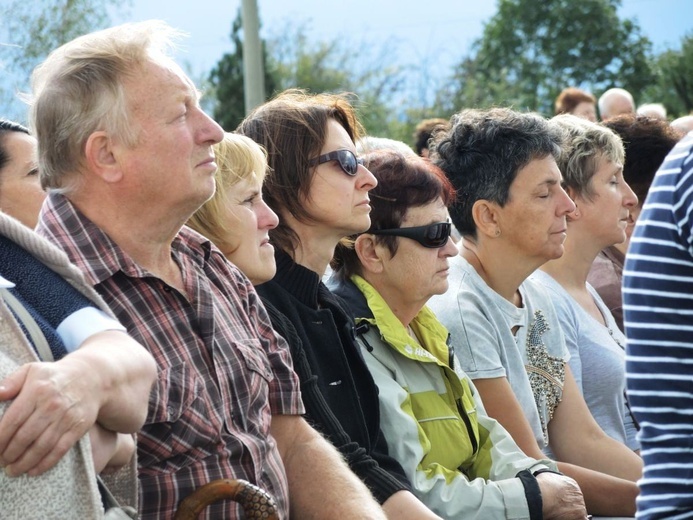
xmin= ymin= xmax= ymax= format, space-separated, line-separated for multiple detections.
xmin=266 ymin=21 xmax=406 ymax=137
xmin=438 ymin=0 xmax=654 ymax=115
xmin=209 ymin=9 xmax=277 ymax=131
xmin=646 ymin=33 xmax=693 ymax=116
xmin=0 ymin=0 xmax=129 ymax=121
xmin=211 ymin=17 xmax=405 ymax=136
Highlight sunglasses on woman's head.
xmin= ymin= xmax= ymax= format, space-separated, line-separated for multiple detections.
xmin=309 ymin=149 xmax=363 ymax=176
xmin=370 ymin=222 xmax=452 ymax=248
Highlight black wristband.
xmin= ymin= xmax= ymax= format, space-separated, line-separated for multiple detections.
xmin=516 ymin=469 xmax=543 ymax=520
xmin=533 ymin=467 xmax=563 ymax=477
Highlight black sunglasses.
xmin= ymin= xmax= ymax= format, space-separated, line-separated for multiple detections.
xmin=370 ymin=222 xmax=452 ymax=248
xmin=309 ymin=149 xmax=363 ymax=176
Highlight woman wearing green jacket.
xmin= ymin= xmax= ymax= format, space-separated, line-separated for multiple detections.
xmin=332 ymin=149 xmax=587 ymax=520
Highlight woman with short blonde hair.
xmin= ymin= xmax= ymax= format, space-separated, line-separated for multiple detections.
xmin=188 ymin=133 xmax=279 ymax=285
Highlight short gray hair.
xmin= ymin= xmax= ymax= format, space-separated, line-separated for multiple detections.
xmin=550 ymin=114 xmax=624 ymax=201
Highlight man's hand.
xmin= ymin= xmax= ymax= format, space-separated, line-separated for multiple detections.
xmin=537 ymin=471 xmax=589 ymax=519
xmin=0 ymin=359 xmax=101 ymax=477
xmin=89 ymin=425 xmax=135 ymax=474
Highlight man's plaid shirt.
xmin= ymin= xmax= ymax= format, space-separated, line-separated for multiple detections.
xmin=38 ymin=193 xmax=304 ymax=519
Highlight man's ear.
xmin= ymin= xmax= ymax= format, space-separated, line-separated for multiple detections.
xmin=354 ymin=234 xmax=385 ymax=275
xmin=472 ymin=199 xmax=501 ymax=238
xmin=84 ymin=131 xmax=122 ymax=183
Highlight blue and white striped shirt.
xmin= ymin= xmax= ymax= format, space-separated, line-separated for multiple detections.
xmin=623 ymin=131 xmax=693 ymax=519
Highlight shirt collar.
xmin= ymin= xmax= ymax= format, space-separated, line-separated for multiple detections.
xmin=38 ymin=192 xmax=215 ymax=285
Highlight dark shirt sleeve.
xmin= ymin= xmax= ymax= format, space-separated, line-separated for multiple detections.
xmin=0 ymin=236 xmax=94 ymax=326
xmin=261 ymin=299 xmax=411 ymax=504
xmin=0 ymin=236 xmax=96 ymax=359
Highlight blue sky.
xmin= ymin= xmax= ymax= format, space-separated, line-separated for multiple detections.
xmin=120 ymin=0 xmax=692 ymax=79
xmin=2 ymin=0 xmax=691 ymax=121
xmin=122 ymin=0 xmax=498 ymax=78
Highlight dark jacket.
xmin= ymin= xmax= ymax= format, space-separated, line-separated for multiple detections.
xmin=255 ymin=249 xmax=410 ymax=503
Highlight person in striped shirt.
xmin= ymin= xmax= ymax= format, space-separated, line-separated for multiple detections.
xmin=623 ymin=130 xmax=693 ymax=519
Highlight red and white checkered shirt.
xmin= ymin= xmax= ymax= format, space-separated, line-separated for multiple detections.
xmin=37 ymin=193 xmax=304 ymax=519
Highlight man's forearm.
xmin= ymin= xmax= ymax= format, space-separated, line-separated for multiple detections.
xmin=271 ymin=414 xmax=386 ymax=519
xmin=382 ymin=491 xmax=442 ymax=520
xmin=73 ymin=330 xmax=157 ymax=432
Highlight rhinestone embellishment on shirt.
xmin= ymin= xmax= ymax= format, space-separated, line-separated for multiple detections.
xmin=524 ymin=310 xmax=566 ymax=445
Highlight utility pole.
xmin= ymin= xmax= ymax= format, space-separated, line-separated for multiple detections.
xmin=241 ymin=0 xmax=265 ymax=114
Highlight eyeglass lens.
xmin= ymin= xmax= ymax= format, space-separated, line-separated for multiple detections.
xmin=337 ymin=151 xmax=359 ymax=175
xmin=426 ymin=223 xmax=450 ymax=244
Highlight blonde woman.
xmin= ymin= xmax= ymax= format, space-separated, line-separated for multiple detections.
xmin=188 ymin=133 xmax=278 ymax=284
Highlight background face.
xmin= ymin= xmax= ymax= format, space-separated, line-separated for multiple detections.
xmin=0 ymin=132 xmax=45 ymax=228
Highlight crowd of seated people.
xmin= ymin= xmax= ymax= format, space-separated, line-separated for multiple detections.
xmin=3 ymin=17 xmax=693 ymax=520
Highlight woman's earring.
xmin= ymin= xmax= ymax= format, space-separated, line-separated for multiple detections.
xmin=495 ymin=228 xmax=501 ymax=237
xmin=573 ymin=204 xmax=580 ymax=218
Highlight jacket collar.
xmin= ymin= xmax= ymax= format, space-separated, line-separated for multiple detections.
xmin=350 ymin=275 xmax=452 ymax=366
xmin=270 ymin=249 xmax=322 ymax=307
xmin=332 ymin=275 xmax=373 ymax=319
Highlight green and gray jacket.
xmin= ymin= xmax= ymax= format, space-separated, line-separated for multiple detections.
xmin=334 ymin=275 xmax=558 ymax=520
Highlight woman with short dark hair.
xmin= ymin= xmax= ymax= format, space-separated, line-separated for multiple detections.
xmin=331 ymin=149 xmax=587 ymax=519
xmin=428 ymin=107 xmax=641 ymax=517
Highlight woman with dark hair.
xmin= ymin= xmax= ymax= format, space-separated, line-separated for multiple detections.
xmin=0 ymin=120 xmax=45 ymax=228
xmin=587 ymin=114 xmax=680 ymax=331
xmin=331 ymin=149 xmax=586 ymax=519
xmin=428 ymin=107 xmax=641 ymax=517
xmin=237 ymin=90 xmax=440 ymax=519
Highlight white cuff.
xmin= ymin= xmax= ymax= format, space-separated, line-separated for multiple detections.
xmin=0 ymin=275 xmax=15 ymax=288
xmin=56 ymin=307 xmax=126 ymax=352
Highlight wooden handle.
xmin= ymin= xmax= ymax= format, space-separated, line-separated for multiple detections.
xmin=173 ymin=478 xmax=279 ymax=520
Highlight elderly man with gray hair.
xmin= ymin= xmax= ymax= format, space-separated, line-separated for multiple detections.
xmin=598 ymin=88 xmax=635 ymax=121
